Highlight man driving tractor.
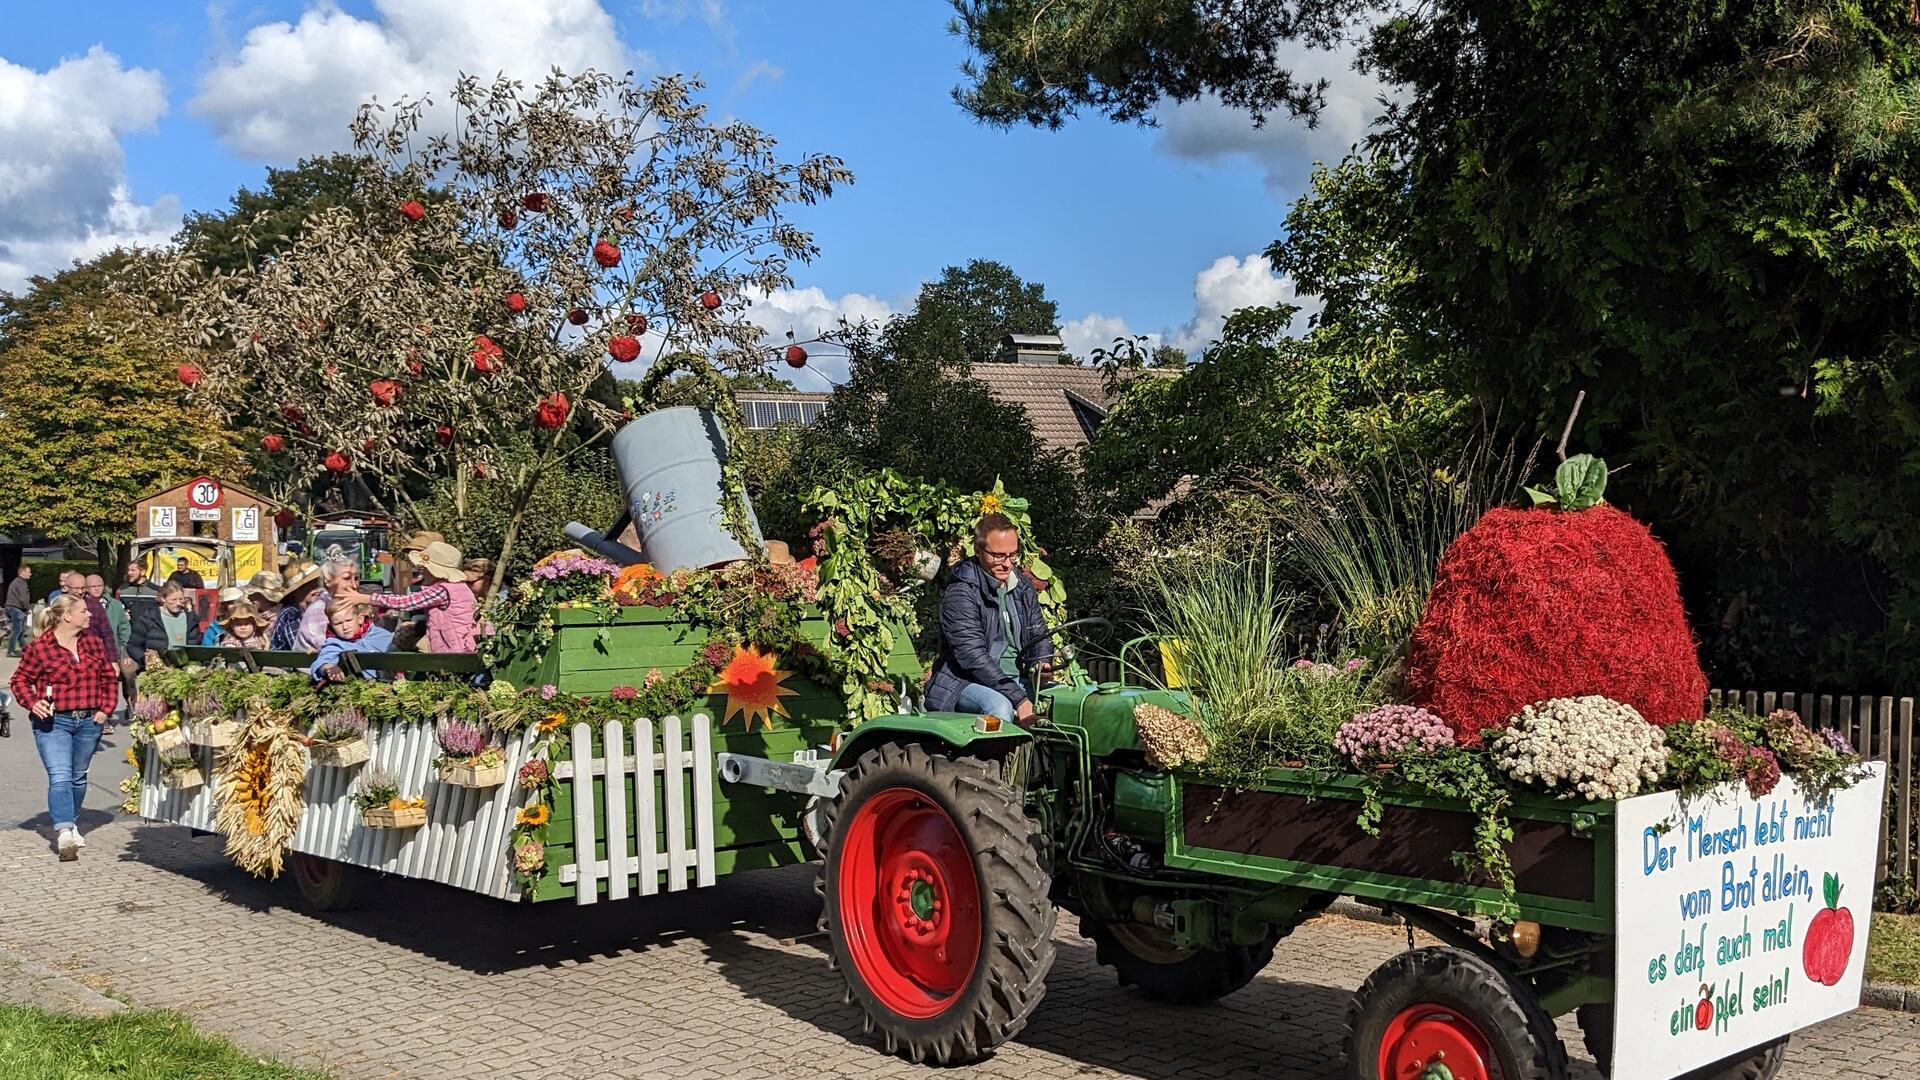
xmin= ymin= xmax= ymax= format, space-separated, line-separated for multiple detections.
xmin=924 ymin=512 xmax=1053 ymax=724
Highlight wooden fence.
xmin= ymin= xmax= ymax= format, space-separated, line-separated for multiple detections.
xmin=1071 ymin=663 xmax=1917 ymax=883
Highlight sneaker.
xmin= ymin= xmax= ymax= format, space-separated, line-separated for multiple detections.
xmin=73 ymin=831 xmax=85 ymax=849
xmin=56 ymin=830 xmax=79 ymax=862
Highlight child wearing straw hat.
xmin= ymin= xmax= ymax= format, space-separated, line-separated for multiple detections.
xmin=340 ymin=541 xmax=477 ymax=653
xmin=217 ymin=603 xmax=269 ymax=649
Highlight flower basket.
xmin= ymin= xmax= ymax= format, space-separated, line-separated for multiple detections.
xmin=162 ymin=765 xmax=204 ymax=791
xmin=309 ymin=736 xmax=371 ymax=768
xmin=362 ymin=804 xmax=427 ymax=829
xmin=151 ymin=726 xmax=190 ymax=757
xmin=438 ymin=760 xmax=508 ymax=789
xmin=187 ymin=719 xmax=242 ymax=748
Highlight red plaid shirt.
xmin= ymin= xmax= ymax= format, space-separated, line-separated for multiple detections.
xmin=11 ymin=631 xmax=120 ymax=716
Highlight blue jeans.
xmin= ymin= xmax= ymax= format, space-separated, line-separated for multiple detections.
xmin=32 ymin=711 xmax=104 ymax=832
xmin=4 ymin=607 xmax=23 ymax=654
xmin=954 ymin=681 xmax=1033 ymax=723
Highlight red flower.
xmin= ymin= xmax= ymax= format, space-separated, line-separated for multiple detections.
xmin=399 ymin=200 xmax=425 ymax=222
xmin=261 ymin=434 xmax=285 ymax=453
xmin=325 ymin=451 xmax=351 ymax=473
xmin=626 ymin=313 xmax=648 ymax=334
xmin=504 ymin=292 xmax=527 ymax=314
xmin=435 ymin=425 xmax=454 ymax=447
xmin=272 ymin=509 xmax=297 ymax=530
xmin=784 ymin=344 xmax=807 ymax=368
xmin=567 ymin=308 xmax=589 ymax=326
xmin=699 ymin=290 xmax=722 ymax=310
xmin=533 ymin=392 xmax=571 ymax=430
xmin=609 ymin=685 xmax=638 ymax=702
xmin=176 ymin=363 xmax=202 ymax=386
xmin=521 ymin=192 xmax=549 ymax=212
xmin=607 ymin=335 xmax=641 ymax=362
xmin=497 ymin=208 xmax=517 ymax=229
xmin=592 ymin=240 xmax=621 ymax=268
xmin=370 ymin=379 xmax=401 ymax=406
xmin=470 ymin=334 xmax=505 ymax=372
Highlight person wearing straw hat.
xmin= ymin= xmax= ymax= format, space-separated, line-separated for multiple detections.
xmin=217 ymin=602 xmax=269 ymax=649
xmin=243 ymin=570 xmax=286 ymax=627
xmin=199 ymin=585 xmax=247 ymax=646
xmin=341 ymin=540 xmax=476 ymax=653
xmin=271 ymin=561 xmax=322 ymax=651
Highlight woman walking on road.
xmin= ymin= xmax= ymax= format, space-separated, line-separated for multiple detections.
xmin=10 ymin=595 xmax=120 ymax=861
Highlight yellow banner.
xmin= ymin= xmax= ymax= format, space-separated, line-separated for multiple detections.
xmin=233 ymin=543 xmax=264 ymax=582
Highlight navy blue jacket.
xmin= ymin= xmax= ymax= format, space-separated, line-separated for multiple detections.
xmin=925 ymin=558 xmax=1053 ymax=711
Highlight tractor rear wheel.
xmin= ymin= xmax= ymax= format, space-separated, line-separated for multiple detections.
xmin=1346 ymin=946 xmax=1568 ymax=1080
xmin=1087 ymin=919 xmax=1276 ymax=1004
xmin=820 ymin=742 xmax=1055 ymax=1064
xmin=1576 ymin=1004 xmax=1786 ymax=1079
xmin=287 ymin=852 xmax=363 ymax=912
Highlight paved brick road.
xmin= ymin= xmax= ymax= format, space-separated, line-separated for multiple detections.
xmin=0 ymin=656 xmax=1913 ymax=1078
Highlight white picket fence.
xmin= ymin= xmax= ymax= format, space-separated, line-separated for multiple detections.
xmin=554 ymin=715 xmax=718 ymax=905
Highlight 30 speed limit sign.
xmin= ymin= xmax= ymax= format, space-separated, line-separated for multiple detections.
xmin=187 ymin=476 xmax=224 ymax=510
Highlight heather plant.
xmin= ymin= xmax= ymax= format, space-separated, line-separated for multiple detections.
xmin=437 ymin=717 xmax=492 ymax=760
xmin=314 ymin=707 xmax=368 ymax=743
xmin=132 ymin=696 xmax=169 ymax=723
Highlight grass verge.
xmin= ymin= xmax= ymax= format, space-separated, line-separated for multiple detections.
xmin=0 ymin=1004 xmax=328 ymax=1080
xmin=1868 ymin=911 xmax=1920 ymax=986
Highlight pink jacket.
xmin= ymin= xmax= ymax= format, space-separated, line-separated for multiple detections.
xmin=370 ymin=580 xmax=477 ymax=653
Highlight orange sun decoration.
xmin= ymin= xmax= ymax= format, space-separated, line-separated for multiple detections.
xmin=707 ymin=645 xmax=799 ymax=732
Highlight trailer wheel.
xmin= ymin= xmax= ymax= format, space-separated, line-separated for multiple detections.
xmin=819 ymin=742 xmax=1056 ymax=1064
xmin=1346 ymin=946 xmax=1568 ymax=1080
xmin=1087 ymin=920 xmax=1276 ymax=1004
xmin=1576 ymin=1004 xmax=1786 ymax=1079
xmin=288 ymin=852 xmax=362 ymax=912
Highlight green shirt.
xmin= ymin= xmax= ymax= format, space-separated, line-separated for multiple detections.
xmin=159 ymin=608 xmax=189 ymax=648
xmin=998 ymin=580 xmax=1021 ymax=678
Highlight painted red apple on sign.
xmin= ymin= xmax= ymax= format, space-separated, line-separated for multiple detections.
xmin=1803 ymin=872 xmax=1855 ymax=986
xmin=1694 ymin=985 xmax=1713 ymax=1031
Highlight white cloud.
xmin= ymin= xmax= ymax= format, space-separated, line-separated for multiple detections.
xmin=1060 ymin=312 xmax=1155 ymax=362
xmin=0 ymin=47 xmax=180 ymax=292
xmin=191 ymin=0 xmax=632 ymax=162
xmin=742 ymin=285 xmax=897 ymax=387
xmin=1153 ymin=38 xmax=1389 ymax=192
xmin=1054 ymin=252 xmax=1322 ymax=365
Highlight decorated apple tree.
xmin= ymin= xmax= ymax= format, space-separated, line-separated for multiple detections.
xmin=142 ymin=70 xmax=851 ymax=577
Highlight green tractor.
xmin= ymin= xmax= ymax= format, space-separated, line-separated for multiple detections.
xmin=805 ymin=620 xmax=1802 ymax=1080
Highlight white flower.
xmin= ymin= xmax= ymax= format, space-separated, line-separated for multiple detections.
xmin=1490 ymin=696 xmax=1666 ymax=801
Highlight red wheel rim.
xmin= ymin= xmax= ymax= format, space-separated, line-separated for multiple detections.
xmin=835 ymin=787 xmax=983 ymax=1019
xmin=290 ymin=852 xmax=330 ymax=893
xmin=1378 ymin=1005 xmax=1495 ymax=1080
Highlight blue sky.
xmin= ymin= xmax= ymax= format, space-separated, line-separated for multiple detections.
xmin=0 ymin=1 xmax=1380 ymax=379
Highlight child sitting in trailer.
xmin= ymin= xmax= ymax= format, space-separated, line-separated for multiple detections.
xmin=217 ymin=603 xmax=269 ymax=650
xmin=309 ymin=598 xmax=394 ymax=683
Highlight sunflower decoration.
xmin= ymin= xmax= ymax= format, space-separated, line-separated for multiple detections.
xmin=978 ymin=491 xmax=1004 ymax=516
xmin=211 ymin=700 xmax=309 ymax=878
xmin=706 ymin=644 xmax=799 ymax=732
xmin=516 ymin=803 xmax=551 ymax=827
xmin=536 ymin=711 xmax=568 ymax=734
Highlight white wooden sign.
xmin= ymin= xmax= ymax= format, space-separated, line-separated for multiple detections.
xmin=231 ymin=506 xmax=259 ymax=541
xmin=1614 ymin=762 xmax=1886 ymax=1079
xmin=148 ymin=505 xmax=176 ymax=538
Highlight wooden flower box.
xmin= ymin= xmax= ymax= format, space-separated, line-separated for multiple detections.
xmin=362 ymin=804 xmax=427 ymax=829
xmin=151 ymin=727 xmax=190 ymax=757
xmin=187 ymin=719 xmax=242 ymax=748
xmin=162 ymin=766 xmax=204 ymax=791
xmin=438 ymin=760 xmax=507 ymax=789
xmin=309 ymin=736 xmax=371 ymax=768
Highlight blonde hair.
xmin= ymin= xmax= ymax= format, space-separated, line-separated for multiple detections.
xmin=30 ymin=594 xmax=86 ymax=641
xmin=324 ymin=597 xmax=372 ymax=620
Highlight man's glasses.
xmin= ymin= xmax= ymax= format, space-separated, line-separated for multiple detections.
xmin=982 ymin=548 xmax=1019 ymax=562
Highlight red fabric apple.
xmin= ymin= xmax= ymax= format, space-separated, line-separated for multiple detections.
xmin=626 ymin=313 xmax=648 ymax=334
xmin=399 ymin=200 xmax=425 ymax=222
xmin=521 ymin=192 xmax=549 ymax=212
xmin=272 ymin=509 xmax=297 ymax=530
xmin=505 ymin=292 xmax=527 ymax=314
xmin=325 ymin=451 xmax=351 ymax=473
xmin=699 ymin=290 xmax=722 ymax=310
xmin=280 ymin=404 xmax=305 ymax=424
xmin=784 ymin=344 xmax=807 ymax=368
xmin=607 ymin=335 xmax=641 ymax=362
xmin=435 ymin=425 xmax=454 ymax=447
xmin=533 ymin=392 xmax=571 ymax=430
xmin=176 ymin=363 xmax=202 ymax=386
xmin=370 ymin=379 xmax=401 ymax=406
xmin=470 ymin=334 xmax=505 ymax=372
xmin=593 ymin=240 xmax=621 ymax=268
xmin=261 ymin=434 xmax=285 ymax=453
xmin=497 ymin=208 xmax=517 ymax=229
xmin=567 ymin=308 xmax=589 ymax=326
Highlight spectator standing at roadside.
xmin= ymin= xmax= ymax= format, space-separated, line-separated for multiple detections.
xmin=46 ymin=570 xmax=82 ymax=606
xmin=74 ymin=575 xmax=120 ymax=669
xmin=117 ymin=560 xmax=159 ymax=617
xmin=11 ymin=595 xmax=119 ymax=860
xmin=86 ymin=575 xmax=134 ymax=714
xmin=4 ymin=565 xmax=30 ymax=657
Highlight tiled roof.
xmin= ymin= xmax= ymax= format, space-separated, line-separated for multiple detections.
xmin=965 ymin=362 xmax=1170 ymax=455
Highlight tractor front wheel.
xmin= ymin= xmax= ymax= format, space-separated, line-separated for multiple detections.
xmin=820 ymin=742 xmax=1055 ymax=1064
xmin=1346 ymin=946 xmax=1568 ymax=1080
xmin=1087 ymin=919 xmax=1276 ymax=1004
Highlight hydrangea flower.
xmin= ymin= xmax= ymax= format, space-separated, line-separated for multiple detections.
xmin=529 ymin=553 xmax=620 ymax=580
xmin=539 ymin=683 xmax=558 ymax=701
xmin=610 ymin=685 xmax=637 ymax=702
xmin=1490 ymin=696 xmax=1666 ymax=801
xmin=1334 ymin=705 xmax=1455 ymax=767
xmin=516 ymin=759 xmax=550 ymax=787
